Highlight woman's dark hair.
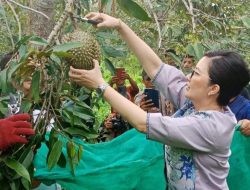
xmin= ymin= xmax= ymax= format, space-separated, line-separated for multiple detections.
xmin=205 ymin=50 xmax=250 ymax=106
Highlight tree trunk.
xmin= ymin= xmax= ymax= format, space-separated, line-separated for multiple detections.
xmin=28 ymin=0 xmax=55 ymax=38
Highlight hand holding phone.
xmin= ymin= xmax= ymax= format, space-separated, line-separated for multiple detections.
xmin=143 ymin=88 xmax=160 ymax=109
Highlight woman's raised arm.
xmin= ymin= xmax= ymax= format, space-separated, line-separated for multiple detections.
xmin=86 ymin=12 xmax=162 ymax=79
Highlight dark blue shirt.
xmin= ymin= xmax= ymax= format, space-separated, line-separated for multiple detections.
xmin=228 ymin=95 xmax=250 ymax=121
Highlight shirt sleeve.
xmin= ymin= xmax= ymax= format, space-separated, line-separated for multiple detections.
xmin=146 ymin=112 xmax=235 ymax=153
xmin=152 ymin=64 xmax=188 ymax=109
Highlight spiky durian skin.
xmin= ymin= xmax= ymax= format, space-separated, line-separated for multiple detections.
xmin=62 ymin=30 xmax=101 ymax=70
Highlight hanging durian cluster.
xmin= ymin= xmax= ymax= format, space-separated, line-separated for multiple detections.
xmin=62 ymin=30 xmax=101 ymax=70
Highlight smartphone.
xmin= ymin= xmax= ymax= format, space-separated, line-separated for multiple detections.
xmin=117 ymin=86 xmax=127 ymax=97
xmin=116 ymin=68 xmax=125 ymax=77
xmin=143 ymin=88 xmax=160 ymax=108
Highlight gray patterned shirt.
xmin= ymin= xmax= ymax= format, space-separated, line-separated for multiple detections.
xmin=146 ymin=64 xmax=236 ymax=190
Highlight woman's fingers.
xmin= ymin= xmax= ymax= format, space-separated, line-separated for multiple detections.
xmin=69 ymin=59 xmax=104 ymax=89
xmin=85 ymin=12 xmax=99 ymax=20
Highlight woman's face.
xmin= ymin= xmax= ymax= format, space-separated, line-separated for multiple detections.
xmin=185 ymin=56 xmax=213 ymax=103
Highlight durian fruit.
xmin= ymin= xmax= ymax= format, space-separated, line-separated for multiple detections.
xmin=62 ymin=30 xmax=101 ymax=70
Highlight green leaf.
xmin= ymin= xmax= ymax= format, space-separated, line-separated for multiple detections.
xmin=50 ymin=53 xmax=61 ymax=65
xmin=77 ymin=145 xmax=84 ymax=163
xmin=47 ymin=140 xmax=63 ymax=170
xmin=4 ymin=158 xmax=31 ymax=182
xmin=193 ymin=43 xmax=205 ymax=60
xmin=10 ymin=182 xmax=17 ymax=190
xmin=29 ymin=36 xmax=48 ymax=46
xmin=73 ymin=108 xmax=94 ymax=120
xmin=211 ymin=20 xmax=222 ymax=30
xmin=52 ymin=51 xmax=72 ymax=59
xmin=103 ymin=46 xmax=127 ymax=57
xmin=0 ymin=69 xmax=7 ymax=93
xmin=31 ymin=70 xmax=40 ymax=103
xmin=117 ymin=0 xmax=151 ymax=21
xmin=15 ymin=35 xmax=33 ymax=48
xmin=48 ymin=130 xmax=59 ymax=149
xmin=241 ymin=16 xmax=250 ymax=28
xmin=20 ymin=149 xmax=34 ymax=168
xmin=0 ymin=102 xmax=8 ymax=116
xmin=21 ymin=178 xmax=30 ymax=190
xmin=7 ymin=61 xmax=20 ymax=82
xmin=19 ymin=44 xmax=27 ymax=59
xmin=96 ymin=31 xmax=119 ymax=40
xmin=186 ymin=43 xmax=205 ymax=61
xmin=67 ymin=141 xmax=76 ymax=175
xmin=20 ymin=100 xmax=33 ymax=113
xmin=52 ymin=42 xmax=83 ymax=52
xmin=104 ymin=58 xmax=116 ymax=75
xmin=69 ymin=157 xmax=75 ymax=175
xmin=67 ymin=141 xmax=76 ymax=159
xmin=63 ymin=127 xmax=99 ymax=139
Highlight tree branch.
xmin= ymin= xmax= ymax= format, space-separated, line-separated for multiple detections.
xmin=43 ymin=0 xmax=74 ymax=49
xmin=5 ymin=0 xmax=22 ymax=40
xmin=6 ymin=0 xmax=50 ymax=20
xmin=0 ymin=0 xmax=14 ymax=48
xmin=144 ymin=0 xmax=162 ymax=49
xmin=181 ymin=0 xmax=196 ymax=33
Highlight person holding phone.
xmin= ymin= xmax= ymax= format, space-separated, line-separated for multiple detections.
xmin=110 ymin=68 xmax=139 ymax=102
xmin=69 ymin=12 xmax=250 ymax=190
xmin=135 ymin=70 xmax=160 ymax=113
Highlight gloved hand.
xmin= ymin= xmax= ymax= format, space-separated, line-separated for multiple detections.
xmin=0 ymin=113 xmax=35 ymax=150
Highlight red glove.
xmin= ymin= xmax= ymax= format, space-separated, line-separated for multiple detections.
xmin=0 ymin=114 xmax=35 ymax=150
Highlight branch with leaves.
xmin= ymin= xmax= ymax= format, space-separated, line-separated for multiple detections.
xmin=5 ymin=0 xmax=22 ymax=40
xmin=0 ymin=0 xmax=15 ymax=48
xmin=44 ymin=0 xmax=74 ymax=49
xmin=182 ymin=0 xmax=196 ymax=33
xmin=144 ymin=0 xmax=162 ymax=49
xmin=6 ymin=0 xmax=50 ymax=19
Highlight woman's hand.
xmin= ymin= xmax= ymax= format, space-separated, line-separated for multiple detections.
xmin=239 ymin=119 xmax=250 ymax=136
xmin=69 ymin=60 xmax=105 ymax=89
xmin=85 ymin=12 xmax=121 ymax=30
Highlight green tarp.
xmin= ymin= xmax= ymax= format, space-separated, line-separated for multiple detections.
xmin=227 ymin=131 xmax=250 ymax=190
xmin=34 ymin=129 xmax=166 ymax=190
xmin=34 ymin=129 xmax=250 ymax=190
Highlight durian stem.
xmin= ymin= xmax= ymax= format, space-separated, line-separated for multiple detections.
xmin=43 ymin=0 xmax=74 ymax=50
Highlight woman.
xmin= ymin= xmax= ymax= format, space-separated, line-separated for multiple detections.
xmin=69 ymin=13 xmax=250 ymax=189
